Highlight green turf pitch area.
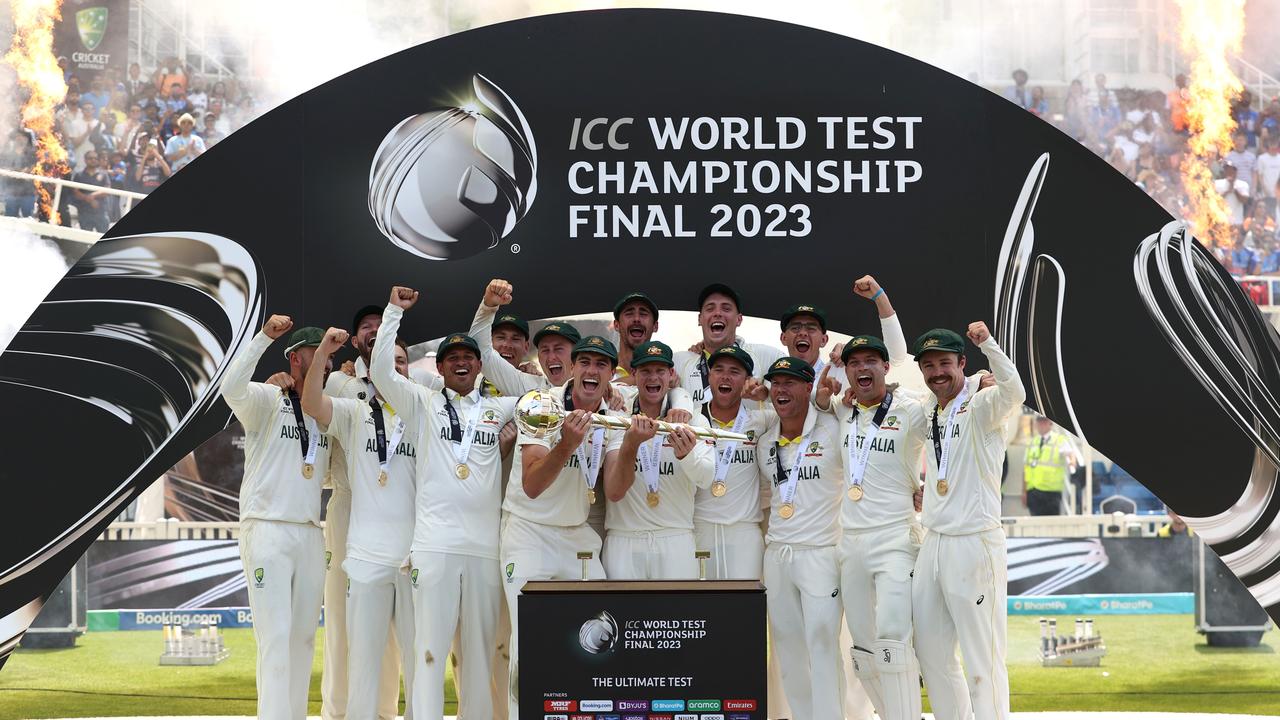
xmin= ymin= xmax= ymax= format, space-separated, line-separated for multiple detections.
xmin=0 ymin=615 xmax=1277 ymax=718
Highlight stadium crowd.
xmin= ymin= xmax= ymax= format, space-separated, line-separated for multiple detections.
xmin=1006 ymin=69 xmax=1280 ymax=279
xmin=1 ymin=57 xmax=257 ymax=227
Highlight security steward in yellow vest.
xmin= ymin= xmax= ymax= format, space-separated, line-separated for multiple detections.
xmin=1022 ymin=415 xmax=1077 ymax=516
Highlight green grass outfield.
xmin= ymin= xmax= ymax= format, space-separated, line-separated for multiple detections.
xmin=0 ymin=614 xmax=1278 ymax=718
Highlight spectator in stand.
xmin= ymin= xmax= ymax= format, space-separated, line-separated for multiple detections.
xmin=1168 ymin=74 xmax=1189 ymax=133
xmin=164 ymin=83 xmax=192 ymax=118
xmin=187 ymin=76 xmax=209 ymax=113
xmin=142 ymin=103 xmax=161 ymax=134
xmin=135 ymin=135 xmax=172 ymax=193
xmin=1087 ymin=72 xmax=1111 ymax=108
xmin=1256 ymin=138 xmax=1280 ymax=213
xmin=57 ymin=55 xmax=69 ymax=82
xmin=1260 ymin=237 xmax=1280 ymax=274
xmin=1230 ymin=230 xmax=1258 ymax=275
xmin=95 ymin=110 xmax=119 ymax=155
xmin=119 ymin=104 xmax=142 ymax=149
xmin=1225 ymin=133 xmax=1258 ymax=192
xmin=105 ymin=85 xmax=129 ymax=125
xmin=81 ymin=76 xmax=110 ymax=116
xmin=124 ymin=62 xmax=148 ymax=102
xmin=164 ymin=113 xmax=206 ymax=173
xmin=1064 ymin=79 xmax=1089 ymax=141
xmin=62 ymin=100 xmax=96 ymax=173
xmin=1029 ymin=86 xmax=1048 ymax=117
xmin=1089 ymin=91 xmax=1122 ymax=144
xmin=209 ymin=80 xmax=230 ymax=109
xmin=134 ymin=83 xmax=159 ymax=111
xmin=1157 ymin=511 xmax=1194 ymax=537
xmin=1217 ymin=163 xmax=1250 ymax=230
xmin=1244 ymin=200 xmax=1277 ymax=246
xmin=202 ymin=112 xmax=223 ymax=146
xmin=127 ymin=119 xmax=156 ymax=189
xmin=1261 ymin=97 xmax=1280 ymax=145
xmin=1004 ymin=69 xmax=1032 ymax=110
xmin=1234 ymin=91 xmax=1261 ymax=149
xmin=208 ymin=98 xmax=232 ymax=137
xmin=70 ymin=149 xmax=112 ymax=232
xmin=2 ymin=131 xmax=37 ymax=217
xmin=154 ymin=57 xmax=187 ymax=95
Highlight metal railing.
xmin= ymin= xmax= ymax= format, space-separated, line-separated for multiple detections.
xmin=0 ymin=167 xmax=146 ymax=242
xmin=1233 ymin=55 xmax=1280 ymax=109
xmin=1239 ymin=274 xmax=1280 ymax=307
xmin=100 ymin=519 xmax=241 ymax=541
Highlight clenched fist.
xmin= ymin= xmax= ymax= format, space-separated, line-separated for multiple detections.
xmin=484 ymin=279 xmax=514 ymax=308
xmin=319 ymin=327 xmax=349 ymax=355
xmin=967 ymin=321 xmax=991 ymax=346
xmin=389 ymin=286 xmax=419 ymax=311
xmin=852 ymin=275 xmax=882 ymax=300
xmin=263 ymin=314 xmax=293 ymax=340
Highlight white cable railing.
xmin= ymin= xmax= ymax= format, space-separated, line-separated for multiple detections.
xmin=0 ymin=167 xmax=147 ymax=244
xmin=1233 ymin=55 xmax=1280 ymax=110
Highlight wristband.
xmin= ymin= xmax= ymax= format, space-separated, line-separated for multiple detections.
xmin=870 ymin=288 xmax=885 ymax=301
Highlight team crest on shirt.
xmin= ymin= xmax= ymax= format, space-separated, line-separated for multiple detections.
xmin=325 ymin=551 xmax=332 ymax=569
xmin=483 ymin=409 xmax=499 ymax=424
xmin=252 ymin=567 xmax=265 ymax=588
xmin=346 ymin=578 xmax=351 ymax=597
xmin=505 ymin=562 xmax=515 ymax=582
xmin=805 ymin=441 xmax=822 ymax=456
xmin=411 ymin=568 xmax=419 ymax=586
xmin=958 ymin=400 xmax=971 ymax=414
xmin=882 ymin=415 xmax=901 ymax=430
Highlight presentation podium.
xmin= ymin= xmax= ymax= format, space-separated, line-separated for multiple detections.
xmin=519 ymin=580 xmax=766 ymax=718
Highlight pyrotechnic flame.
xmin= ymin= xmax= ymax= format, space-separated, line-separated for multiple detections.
xmin=4 ymin=0 xmax=69 ymax=223
xmin=1176 ymin=0 xmax=1245 ymax=251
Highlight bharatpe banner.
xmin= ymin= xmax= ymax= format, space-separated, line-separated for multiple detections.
xmin=520 ymin=581 xmax=766 ymax=719
xmin=53 ymin=0 xmax=128 ymax=76
xmin=2 ymin=9 xmax=1278 ymax=660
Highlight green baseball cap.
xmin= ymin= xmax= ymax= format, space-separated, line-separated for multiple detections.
xmin=841 ymin=335 xmax=889 ymax=362
xmin=780 ymin=303 xmax=827 ymax=332
xmin=632 ymin=340 xmax=674 ymax=367
xmin=492 ymin=312 xmax=530 ymax=339
xmin=707 ymin=345 xmax=754 ymax=375
xmin=698 ymin=283 xmax=741 ymax=311
xmin=532 ymin=321 xmax=581 ymax=347
xmin=612 ymin=291 xmax=659 ymax=320
xmin=282 ymin=327 xmax=325 ymax=357
xmin=437 ymin=332 xmax=481 ymax=358
xmin=764 ymin=356 xmax=816 ymax=383
xmin=572 ymin=335 xmax=619 ymax=365
xmin=911 ymin=328 xmax=966 ymax=356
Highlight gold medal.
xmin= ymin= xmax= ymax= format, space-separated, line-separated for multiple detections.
xmin=377 ymin=470 xmax=388 ymax=487
xmin=588 ymin=488 xmax=597 ymax=504
xmin=936 ymin=479 xmax=949 ymax=496
xmin=302 ymin=463 xmax=314 ymax=479
xmin=455 ymin=463 xmax=470 ymax=479
xmin=848 ymin=485 xmax=864 ymax=502
xmin=778 ymin=502 xmax=795 ymax=519
xmin=646 ymin=491 xmax=661 ymax=508
xmin=711 ymin=480 xmax=727 ymax=497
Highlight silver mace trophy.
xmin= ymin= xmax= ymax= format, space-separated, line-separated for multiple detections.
xmin=515 ymin=389 xmax=751 ymax=441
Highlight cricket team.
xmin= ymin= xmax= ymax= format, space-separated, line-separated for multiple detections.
xmin=222 ymin=275 xmax=1025 ymax=720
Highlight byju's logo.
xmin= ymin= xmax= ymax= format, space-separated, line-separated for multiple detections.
xmin=369 ymin=74 xmax=538 ymax=261
xmin=578 ymin=610 xmax=619 ymax=654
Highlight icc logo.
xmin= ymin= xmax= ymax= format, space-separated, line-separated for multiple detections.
xmin=369 ymin=74 xmax=538 ymax=261
xmin=578 ymin=610 xmax=619 ymax=654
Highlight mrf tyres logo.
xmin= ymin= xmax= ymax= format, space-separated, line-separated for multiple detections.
xmin=578 ymin=610 xmax=619 ymax=654
xmin=369 ymin=73 xmax=537 ymax=261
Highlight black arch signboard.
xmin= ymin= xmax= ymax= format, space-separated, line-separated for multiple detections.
xmin=2 ymin=9 xmax=1278 ymax=665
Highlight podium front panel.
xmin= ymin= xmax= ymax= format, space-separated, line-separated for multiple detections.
xmin=519 ymin=580 xmax=766 ymax=718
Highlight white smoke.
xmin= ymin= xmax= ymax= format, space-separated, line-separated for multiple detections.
xmin=0 ymin=222 xmax=71 ymax=354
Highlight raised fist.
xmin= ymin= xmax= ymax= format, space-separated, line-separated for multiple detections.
xmin=319 ymin=327 xmax=349 ymax=355
xmin=484 ymin=279 xmax=514 ymax=308
xmin=967 ymin=321 xmax=991 ymax=346
xmin=853 ymin=275 xmax=881 ymax=300
xmin=263 ymin=314 xmax=293 ymax=340
xmin=389 ymin=286 xmax=419 ymax=311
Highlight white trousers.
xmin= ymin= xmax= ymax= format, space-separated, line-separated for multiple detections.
xmin=840 ymin=522 xmax=923 ymax=720
xmin=240 ymin=519 xmax=326 ymax=720
xmin=344 ymin=558 xmax=415 ymax=720
xmin=322 ymin=491 xmax=402 ymax=720
xmin=694 ymin=520 xmax=764 ymax=580
xmin=409 ymin=551 xmax=500 ymax=720
xmin=500 ymin=515 xmax=605 ymax=720
xmin=913 ymin=528 xmax=1009 ymax=720
xmin=453 ymin=589 xmax=511 ymax=720
xmin=604 ymin=528 xmax=698 ymax=580
xmin=763 ymin=543 xmax=843 ymax=720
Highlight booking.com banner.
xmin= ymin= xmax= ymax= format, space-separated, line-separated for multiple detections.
xmin=88 ymin=607 xmax=327 ymax=632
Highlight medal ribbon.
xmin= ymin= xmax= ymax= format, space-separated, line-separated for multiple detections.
xmin=703 ymin=403 xmax=748 ymax=484
xmin=931 ymin=383 xmax=970 ymax=481
xmin=775 ymin=434 xmax=808 ymax=507
xmin=633 ymin=396 xmax=668 ymax=495
xmin=287 ymin=390 xmax=320 ymax=468
xmin=370 ymin=398 xmax=406 ymax=476
xmin=575 ymin=426 xmax=605 ymax=492
xmin=847 ymin=391 xmax=894 ymax=490
xmin=692 ymin=352 xmax=711 ymax=403
xmin=442 ymin=389 xmax=485 ymax=467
